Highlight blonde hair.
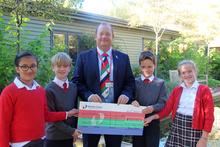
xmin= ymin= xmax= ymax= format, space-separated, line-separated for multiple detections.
xmin=177 ymin=60 xmax=198 ymax=76
xmin=51 ymin=52 xmax=72 ymax=66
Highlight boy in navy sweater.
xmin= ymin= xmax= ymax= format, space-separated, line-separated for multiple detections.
xmin=44 ymin=52 xmax=81 ymax=147
xmin=132 ymin=50 xmax=167 ymax=147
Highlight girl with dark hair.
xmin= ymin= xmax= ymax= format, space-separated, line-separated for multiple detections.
xmin=0 ymin=51 xmax=77 ymax=147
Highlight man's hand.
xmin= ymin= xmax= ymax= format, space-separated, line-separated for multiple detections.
xmin=67 ymin=109 xmax=79 ymax=117
xmin=117 ymin=95 xmax=129 ymax=104
xmin=131 ymin=100 xmax=140 ymax=107
xmin=89 ymin=94 xmax=102 ymax=103
xmin=72 ymin=129 xmax=81 ymax=142
xmin=142 ymin=106 xmax=154 ymax=114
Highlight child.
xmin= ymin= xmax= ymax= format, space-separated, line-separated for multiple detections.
xmin=145 ymin=60 xmax=214 ymax=147
xmin=0 ymin=51 xmax=77 ymax=147
xmin=132 ymin=50 xmax=168 ymax=147
xmin=44 ymin=52 xmax=80 ymax=147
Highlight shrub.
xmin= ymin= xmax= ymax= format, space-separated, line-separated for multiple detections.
xmin=208 ymin=78 xmax=220 ymax=88
xmin=210 ymin=49 xmax=220 ymax=81
xmin=0 ymin=14 xmax=63 ymax=91
xmin=165 ymin=80 xmax=179 ymax=95
xmin=132 ymin=64 xmax=140 ymax=77
xmin=0 ymin=13 xmax=17 ymax=92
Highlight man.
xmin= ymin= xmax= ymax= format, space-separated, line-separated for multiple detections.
xmin=72 ymin=22 xmax=135 ymax=147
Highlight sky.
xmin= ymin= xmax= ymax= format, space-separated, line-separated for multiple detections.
xmin=82 ymin=0 xmax=114 ymax=15
xmin=81 ymin=0 xmax=220 ymax=15
xmin=81 ymin=0 xmax=220 ymax=44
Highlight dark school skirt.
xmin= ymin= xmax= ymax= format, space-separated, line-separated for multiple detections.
xmin=165 ymin=113 xmax=202 ymax=147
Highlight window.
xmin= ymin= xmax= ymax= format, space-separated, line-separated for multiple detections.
xmin=54 ymin=33 xmax=65 ymax=47
xmin=51 ymin=31 xmax=79 ymax=62
xmin=68 ymin=34 xmax=78 ymax=62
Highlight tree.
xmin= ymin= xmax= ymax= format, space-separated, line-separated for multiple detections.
xmin=0 ymin=0 xmax=84 ymax=52
xmin=128 ymin=0 xmax=178 ymax=75
xmin=107 ymin=0 xmax=179 ymax=75
xmin=174 ymin=1 xmax=220 ymax=44
xmin=0 ymin=0 xmax=84 ymax=91
xmin=107 ymin=0 xmax=220 ymax=77
xmin=174 ymin=1 xmax=220 ymax=83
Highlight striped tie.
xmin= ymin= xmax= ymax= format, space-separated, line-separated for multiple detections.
xmin=100 ymin=53 xmax=110 ymax=98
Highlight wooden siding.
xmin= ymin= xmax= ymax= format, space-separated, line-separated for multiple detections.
xmin=2 ymin=12 xmax=178 ymax=65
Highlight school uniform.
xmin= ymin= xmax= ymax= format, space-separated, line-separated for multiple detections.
xmin=44 ymin=77 xmax=78 ymax=147
xmin=72 ymin=48 xmax=135 ymax=147
xmin=133 ymin=75 xmax=167 ymax=147
xmin=0 ymin=77 xmax=66 ymax=147
xmin=158 ymin=81 xmax=214 ymax=147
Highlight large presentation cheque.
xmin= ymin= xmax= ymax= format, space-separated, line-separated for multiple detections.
xmin=77 ymin=102 xmax=145 ymax=135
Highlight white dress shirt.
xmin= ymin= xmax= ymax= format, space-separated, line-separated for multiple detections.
xmin=14 ymin=77 xmax=39 ymax=90
xmin=141 ymin=74 xmax=154 ymax=82
xmin=177 ymin=81 xmax=199 ymax=116
xmin=53 ymin=77 xmax=69 ymax=89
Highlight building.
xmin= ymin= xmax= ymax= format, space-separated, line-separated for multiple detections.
xmin=3 ymin=11 xmax=178 ymax=65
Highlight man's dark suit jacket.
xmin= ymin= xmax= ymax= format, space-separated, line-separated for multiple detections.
xmin=72 ymin=48 xmax=135 ymax=102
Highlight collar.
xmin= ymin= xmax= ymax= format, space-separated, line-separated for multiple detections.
xmin=53 ymin=77 xmax=69 ymax=89
xmin=141 ymin=74 xmax=154 ymax=82
xmin=180 ymin=80 xmax=199 ymax=89
xmin=97 ymin=47 xmax=112 ymax=57
xmin=14 ymin=77 xmax=39 ymax=90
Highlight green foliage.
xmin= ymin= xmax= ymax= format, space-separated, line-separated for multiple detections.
xmin=79 ymin=34 xmax=96 ymax=51
xmin=22 ymin=22 xmax=69 ymax=86
xmin=165 ymin=80 xmax=179 ymax=95
xmin=0 ymin=0 xmax=83 ymax=91
xmin=210 ymin=49 xmax=220 ymax=80
xmin=160 ymin=118 xmax=171 ymax=138
xmin=157 ymin=37 xmax=208 ymax=80
xmin=0 ymin=14 xmax=64 ymax=91
xmin=0 ymin=0 xmax=84 ymax=22
xmin=132 ymin=64 xmax=141 ymax=77
xmin=22 ymin=23 xmax=56 ymax=86
xmin=208 ymin=78 xmax=220 ymax=88
xmin=0 ymin=12 xmax=17 ymax=92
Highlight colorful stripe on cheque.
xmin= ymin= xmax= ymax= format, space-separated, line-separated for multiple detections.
xmin=79 ymin=110 xmax=145 ymax=120
xmin=78 ymin=126 xmax=143 ymax=135
xmin=78 ymin=110 xmax=145 ymax=135
xmin=78 ymin=118 xmax=143 ymax=128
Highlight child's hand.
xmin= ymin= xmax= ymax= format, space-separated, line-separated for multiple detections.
xmin=72 ymin=129 xmax=81 ymax=142
xmin=67 ymin=109 xmax=79 ymax=117
xmin=196 ymin=137 xmax=207 ymax=147
xmin=142 ymin=106 xmax=153 ymax=114
xmin=131 ymin=100 xmax=140 ymax=107
xmin=144 ymin=116 xmax=154 ymax=126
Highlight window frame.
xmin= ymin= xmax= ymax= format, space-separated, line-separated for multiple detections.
xmin=50 ymin=30 xmax=81 ymax=62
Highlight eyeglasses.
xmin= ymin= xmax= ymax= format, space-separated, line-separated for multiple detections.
xmin=18 ymin=64 xmax=38 ymax=71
